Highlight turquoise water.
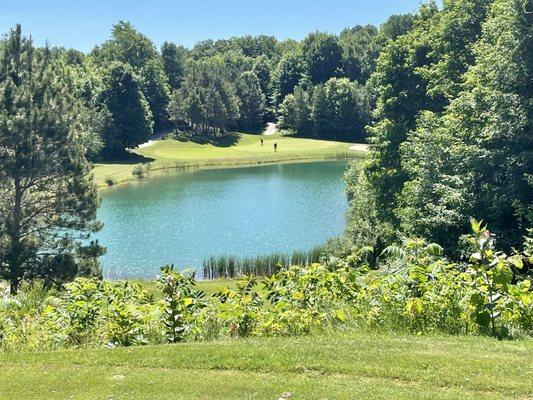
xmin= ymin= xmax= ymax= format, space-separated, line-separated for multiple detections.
xmin=96 ymin=161 xmax=348 ymax=278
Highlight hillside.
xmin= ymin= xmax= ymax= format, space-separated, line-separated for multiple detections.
xmin=92 ymin=132 xmax=367 ymax=187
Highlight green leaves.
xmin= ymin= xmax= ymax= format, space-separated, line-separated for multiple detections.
xmin=157 ymin=265 xmax=205 ymax=343
xmin=381 ymin=245 xmax=406 ymax=259
xmin=470 ymin=218 xmax=483 ymax=234
xmin=167 ymin=58 xmax=240 ymax=136
xmin=278 ymin=77 xmax=369 ymax=141
xmin=99 ymin=62 xmax=153 ymax=154
xmin=0 ymin=25 xmax=102 ymax=294
xmin=492 ymin=262 xmax=513 ymax=287
xmin=2 ymin=224 xmax=533 ymax=351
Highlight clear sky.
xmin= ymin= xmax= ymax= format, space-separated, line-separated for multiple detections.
xmin=1 ymin=1 xmax=424 ymax=52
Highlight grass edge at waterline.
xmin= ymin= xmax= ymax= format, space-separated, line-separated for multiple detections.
xmin=92 ymin=132 xmax=368 ymax=188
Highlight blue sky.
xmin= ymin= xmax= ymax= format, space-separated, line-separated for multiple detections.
xmin=1 ymin=1 xmax=424 ymax=51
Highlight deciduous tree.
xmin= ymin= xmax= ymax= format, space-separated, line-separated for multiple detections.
xmin=99 ymin=62 xmax=153 ymax=155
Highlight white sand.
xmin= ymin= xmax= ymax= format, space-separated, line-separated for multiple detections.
xmin=349 ymin=143 xmax=369 ymax=151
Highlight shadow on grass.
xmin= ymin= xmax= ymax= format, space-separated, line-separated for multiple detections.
xmin=100 ymin=151 xmax=155 ymax=165
xmin=238 ymin=126 xmax=265 ymax=134
xmin=284 ymin=131 xmax=368 ymax=144
xmin=178 ymin=131 xmax=242 ymax=147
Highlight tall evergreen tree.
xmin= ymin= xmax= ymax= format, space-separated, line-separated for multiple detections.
xmin=0 ymin=26 xmax=102 ymax=294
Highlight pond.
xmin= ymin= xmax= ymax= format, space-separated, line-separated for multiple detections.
xmin=95 ymin=161 xmax=349 ymax=278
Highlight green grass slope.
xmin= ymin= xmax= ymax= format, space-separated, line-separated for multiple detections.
xmin=1 ymin=331 xmax=531 ymax=400
xmin=93 ymin=132 xmax=367 ymax=187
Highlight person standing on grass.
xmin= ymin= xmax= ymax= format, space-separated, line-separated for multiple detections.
xmin=274 ymin=142 xmax=278 ymax=152
xmin=260 ymin=138 xmax=263 ymax=146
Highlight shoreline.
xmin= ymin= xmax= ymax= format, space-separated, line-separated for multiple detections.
xmin=95 ymin=152 xmax=366 ymax=190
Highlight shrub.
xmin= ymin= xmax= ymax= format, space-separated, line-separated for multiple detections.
xmin=105 ymin=177 xmax=117 ymax=186
xmin=132 ymin=163 xmax=151 ymax=180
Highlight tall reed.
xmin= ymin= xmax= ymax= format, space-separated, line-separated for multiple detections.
xmin=202 ymin=246 xmax=324 ymax=279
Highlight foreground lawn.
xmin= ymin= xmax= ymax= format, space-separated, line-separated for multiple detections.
xmin=1 ymin=331 xmax=531 ymax=400
xmin=93 ymin=132 xmax=367 ymax=187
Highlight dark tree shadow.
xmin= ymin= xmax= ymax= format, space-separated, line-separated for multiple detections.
xmin=183 ymin=131 xmax=241 ymax=147
xmin=284 ymin=130 xmax=368 ymax=144
xmin=100 ymin=151 xmax=155 ymax=164
xmin=238 ymin=126 xmax=265 ymax=134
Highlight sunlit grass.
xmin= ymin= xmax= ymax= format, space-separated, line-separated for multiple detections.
xmin=1 ymin=330 xmax=531 ymax=399
xmin=92 ymin=132 xmax=367 ymax=187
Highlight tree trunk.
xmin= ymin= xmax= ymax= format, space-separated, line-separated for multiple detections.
xmin=9 ymin=270 xmax=20 ymax=295
xmin=7 ymin=176 xmax=23 ymax=295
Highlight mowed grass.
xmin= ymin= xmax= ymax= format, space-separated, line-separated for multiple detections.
xmin=1 ymin=331 xmax=531 ymax=400
xmin=92 ymin=132 xmax=367 ymax=187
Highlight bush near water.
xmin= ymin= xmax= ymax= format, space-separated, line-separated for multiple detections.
xmin=1 ymin=220 xmax=531 ymax=351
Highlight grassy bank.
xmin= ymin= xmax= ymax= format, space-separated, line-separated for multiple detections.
xmin=93 ymin=132 xmax=367 ymax=187
xmin=1 ymin=331 xmax=531 ymax=400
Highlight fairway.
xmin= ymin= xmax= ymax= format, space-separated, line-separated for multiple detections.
xmin=1 ymin=331 xmax=531 ymax=400
xmin=92 ymin=132 xmax=367 ymax=187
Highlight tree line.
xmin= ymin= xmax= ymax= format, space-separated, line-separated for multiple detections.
xmin=6 ymin=15 xmax=416 ymax=162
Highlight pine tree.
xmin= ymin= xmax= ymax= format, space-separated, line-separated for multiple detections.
xmin=0 ymin=25 xmax=102 ymax=294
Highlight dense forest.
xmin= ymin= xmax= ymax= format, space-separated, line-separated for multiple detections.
xmin=0 ymin=0 xmax=532 ymax=296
